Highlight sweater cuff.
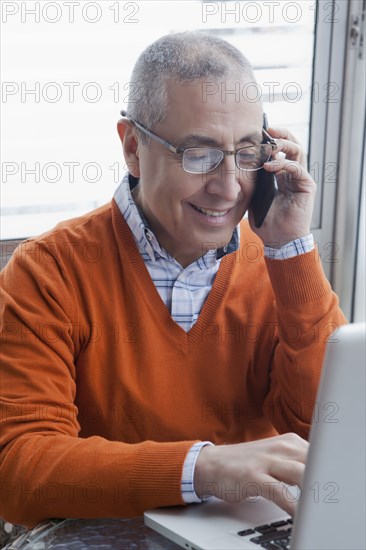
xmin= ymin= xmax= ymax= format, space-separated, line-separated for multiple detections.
xmin=128 ymin=440 xmax=200 ymax=510
xmin=264 ymin=248 xmax=330 ymax=307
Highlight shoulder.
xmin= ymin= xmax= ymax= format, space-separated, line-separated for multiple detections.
xmin=36 ymin=202 xmax=113 ymax=244
xmin=2 ymin=202 xmax=115 ymax=280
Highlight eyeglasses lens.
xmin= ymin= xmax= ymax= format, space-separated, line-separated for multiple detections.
xmin=236 ymin=144 xmax=273 ymax=171
xmin=182 ymin=145 xmax=273 ymax=174
xmin=183 ymin=148 xmax=223 ymax=174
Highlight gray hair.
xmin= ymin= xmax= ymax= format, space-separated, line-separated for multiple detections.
xmin=127 ymin=31 xmax=255 ymax=144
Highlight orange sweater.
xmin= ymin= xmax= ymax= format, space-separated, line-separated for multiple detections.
xmin=0 ymin=200 xmax=346 ymax=526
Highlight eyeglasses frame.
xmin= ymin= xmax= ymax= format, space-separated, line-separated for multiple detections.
xmin=120 ymin=109 xmax=276 ymax=173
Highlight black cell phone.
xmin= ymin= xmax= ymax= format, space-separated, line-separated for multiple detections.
xmin=250 ymin=114 xmax=277 ymax=228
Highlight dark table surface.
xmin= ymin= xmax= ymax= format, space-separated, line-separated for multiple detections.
xmin=1 ymin=517 xmax=181 ymax=550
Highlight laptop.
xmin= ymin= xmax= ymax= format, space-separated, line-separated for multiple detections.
xmin=144 ymin=322 xmax=366 ymax=550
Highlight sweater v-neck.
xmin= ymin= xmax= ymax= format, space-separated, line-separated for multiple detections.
xmin=111 ymin=199 xmax=236 ymax=353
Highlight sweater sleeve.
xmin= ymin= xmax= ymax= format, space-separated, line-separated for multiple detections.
xmin=263 ymin=247 xmax=347 ymax=438
xmin=0 ymin=241 xmax=196 ymax=527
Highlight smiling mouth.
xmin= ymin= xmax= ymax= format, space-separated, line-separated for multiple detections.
xmin=191 ymin=205 xmax=229 ymax=217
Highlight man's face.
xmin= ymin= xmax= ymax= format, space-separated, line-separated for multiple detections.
xmin=133 ymin=78 xmax=263 ymax=267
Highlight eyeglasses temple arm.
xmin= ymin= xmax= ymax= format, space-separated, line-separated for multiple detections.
xmin=120 ymin=110 xmax=182 ymax=154
xmin=262 ymin=128 xmax=277 ymax=147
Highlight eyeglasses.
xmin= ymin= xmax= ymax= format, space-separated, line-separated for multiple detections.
xmin=120 ymin=110 xmax=276 ymax=175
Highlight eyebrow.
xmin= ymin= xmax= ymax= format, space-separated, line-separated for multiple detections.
xmin=178 ymin=132 xmax=262 ymax=148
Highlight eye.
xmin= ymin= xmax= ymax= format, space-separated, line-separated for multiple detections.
xmin=237 ymin=147 xmax=261 ymax=169
xmin=185 ymin=148 xmax=211 ymax=160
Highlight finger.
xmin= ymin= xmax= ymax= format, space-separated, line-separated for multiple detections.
xmin=269 ymin=458 xmax=306 ymax=487
xmin=260 ymin=475 xmax=301 ymax=517
xmin=267 ymin=126 xmax=301 ymax=145
xmin=270 ymin=481 xmax=300 ymax=517
xmin=272 ymin=138 xmax=304 ymax=163
xmin=264 ymin=159 xmax=308 ymax=184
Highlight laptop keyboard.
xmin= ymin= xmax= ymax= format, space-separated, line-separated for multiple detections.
xmin=237 ymin=518 xmax=293 ymax=549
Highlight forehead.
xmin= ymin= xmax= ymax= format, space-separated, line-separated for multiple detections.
xmin=162 ymin=78 xmax=263 ymax=142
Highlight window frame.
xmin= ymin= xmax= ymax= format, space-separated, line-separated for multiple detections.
xmin=308 ymin=0 xmax=366 ymax=319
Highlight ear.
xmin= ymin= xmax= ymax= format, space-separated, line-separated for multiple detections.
xmin=117 ymin=119 xmax=141 ymax=178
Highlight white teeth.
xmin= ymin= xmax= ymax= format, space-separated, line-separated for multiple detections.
xmin=195 ymin=206 xmax=228 ymax=217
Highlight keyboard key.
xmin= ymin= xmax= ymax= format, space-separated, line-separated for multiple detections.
xmin=250 ymin=530 xmax=291 ymax=544
xmin=271 ymin=537 xmax=291 ymax=549
xmin=260 ymin=542 xmax=288 ymax=550
xmin=260 ymin=535 xmax=291 ymax=549
xmin=270 ymin=520 xmax=288 ymax=528
xmin=237 ymin=528 xmax=255 ymax=536
xmin=254 ymin=524 xmax=273 ymax=533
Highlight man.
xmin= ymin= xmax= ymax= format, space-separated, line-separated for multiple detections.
xmin=0 ymin=32 xmax=346 ymax=527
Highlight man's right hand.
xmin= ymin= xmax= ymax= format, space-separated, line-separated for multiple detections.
xmin=193 ymin=433 xmax=308 ymax=516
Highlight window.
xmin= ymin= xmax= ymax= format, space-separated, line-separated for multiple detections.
xmin=1 ymin=0 xmax=315 ymax=239
xmin=309 ymin=0 xmax=365 ymax=318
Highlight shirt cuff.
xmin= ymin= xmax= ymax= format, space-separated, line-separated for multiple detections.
xmin=181 ymin=441 xmax=214 ymax=503
xmin=264 ymin=234 xmax=314 ymax=260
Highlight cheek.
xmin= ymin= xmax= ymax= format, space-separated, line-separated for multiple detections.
xmin=169 ymin=177 xmax=203 ymax=206
xmin=240 ymin=173 xmax=257 ymax=195
xmin=149 ymin=180 xmax=190 ymax=221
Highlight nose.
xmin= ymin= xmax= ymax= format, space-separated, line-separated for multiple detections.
xmin=205 ymin=155 xmax=242 ymax=202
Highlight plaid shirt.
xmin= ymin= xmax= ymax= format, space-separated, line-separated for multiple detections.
xmin=113 ymin=173 xmax=239 ymax=332
xmin=113 ymin=173 xmax=314 ymax=503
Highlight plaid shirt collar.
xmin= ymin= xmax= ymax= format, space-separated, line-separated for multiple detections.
xmin=113 ymin=172 xmax=239 ymax=267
